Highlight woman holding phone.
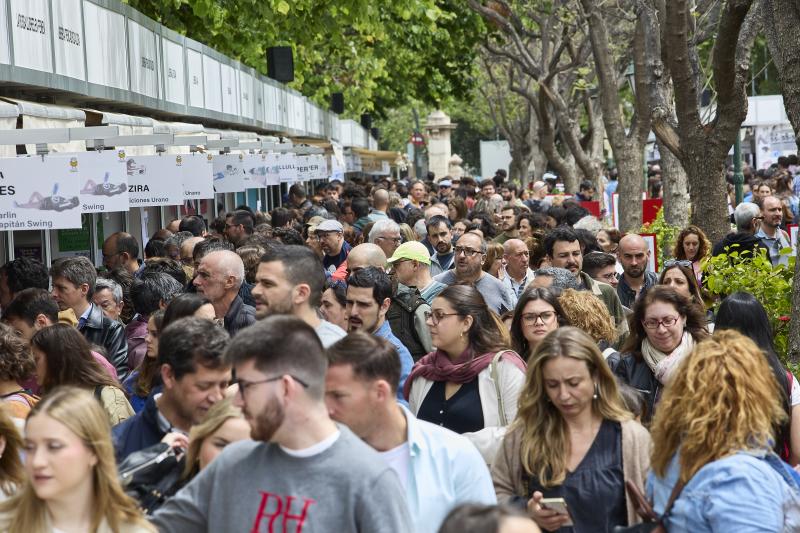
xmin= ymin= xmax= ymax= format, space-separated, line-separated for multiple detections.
xmin=492 ymin=327 xmax=651 ymax=532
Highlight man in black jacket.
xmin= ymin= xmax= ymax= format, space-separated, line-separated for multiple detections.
xmin=193 ymin=250 xmax=255 ymax=337
xmin=711 ymin=201 xmax=770 ymax=259
xmin=50 ymin=256 xmax=129 ymax=380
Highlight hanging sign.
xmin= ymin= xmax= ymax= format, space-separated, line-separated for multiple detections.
xmin=278 ymin=152 xmax=297 ymax=183
xmin=75 ymin=151 xmax=129 ymax=213
xmin=0 ymin=155 xmax=82 ymax=229
xmin=52 ymin=0 xmax=84 ymax=80
xmin=212 ymin=153 xmax=246 ymax=193
xmin=295 ymin=155 xmax=311 ymax=182
xmin=181 ymin=153 xmax=214 ymax=200
xmin=243 ymin=153 xmax=279 ymax=188
xmin=126 ymin=154 xmax=184 ymax=207
xmin=10 ymin=0 xmax=53 ymax=73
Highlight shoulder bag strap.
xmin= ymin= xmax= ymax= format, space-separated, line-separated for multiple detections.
xmin=661 ymin=479 xmax=686 ymax=520
xmin=491 ymin=351 xmax=508 ymax=426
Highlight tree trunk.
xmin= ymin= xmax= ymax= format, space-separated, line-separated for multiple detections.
xmin=616 ymin=141 xmax=645 ymax=232
xmin=763 ymin=0 xmax=800 ymax=363
xmin=529 ymin=143 xmax=547 ymax=183
xmin=659 ymin=140 xmax=690 ymax=228
xmin=508 ymin=150 xmax=533 ymax=185
xmin=682 ymin=148 xmax=730 ymax=243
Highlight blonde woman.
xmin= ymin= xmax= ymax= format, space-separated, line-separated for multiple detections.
xmin=647 ymin=330 xmax=800 ymax=531
xmin=557 ymin=289 xmax=618 ymax=357
xmin=182 ymin=398 xmax=251 ymax=481
xmin=0 ymin=386 xmax=154 ymax=532
xmin=492 ymin=327 xmax=651 ymax=532
xmin=0 ymin=405 xmax=24 ymax=499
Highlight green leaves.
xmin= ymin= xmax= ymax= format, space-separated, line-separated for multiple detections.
xmin=275 ymin=0 xmax=290 ymax=15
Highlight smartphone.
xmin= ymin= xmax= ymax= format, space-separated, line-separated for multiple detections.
xmin=540 ymin=498 xmax=573 ymax=526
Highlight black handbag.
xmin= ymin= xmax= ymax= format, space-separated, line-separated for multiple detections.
xmin=612 ymin=479 xmax=685 ymax=533
xmin=117 ymin=442 xmax=185 ymax=515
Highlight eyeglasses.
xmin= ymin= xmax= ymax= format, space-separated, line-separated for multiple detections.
xmin=521 ymin=311 xmax=556 ymax=325
xmin=233 ymin=375 xmax=309 ymax=396
xmin=663 ymin=259 xmax=693 ymax=269
xmin=454 ymin=246 xmax=483 ymax=257
xmin=642 ymin=316 xmax=680 ymax=330
xmin=424 ymin=311 xmax=461 ymax=325
xmin=597 ymin=272 xmax=618 ymax=282
xmin=376 ymin=235 xmax=402 ymax=244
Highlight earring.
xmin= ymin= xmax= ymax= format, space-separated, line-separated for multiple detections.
xmin=460 ymin=331 xmax=465 ymax=338
xmin=593 ymin=382 xmax=599 ymax=400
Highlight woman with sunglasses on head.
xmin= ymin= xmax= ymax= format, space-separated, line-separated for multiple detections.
xmin=658 ymin=260 xmax=715 ymax=327
xmin=509 ymin=288 xmax=570 ymax=362
xmin=404 ymin=285 xmax=526 ymax=464
xmin=671 ymin=225 xmax=711 ymax=287
xmin=608 ymin=286 xmax=709 ymax=423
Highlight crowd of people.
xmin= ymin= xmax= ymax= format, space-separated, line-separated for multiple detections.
xmin=0 ymin=169 xmax=796 ymax=532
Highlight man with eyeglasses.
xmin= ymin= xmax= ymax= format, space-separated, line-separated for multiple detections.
xmin=113 ymin=317 xmax=231 ymax=463
xmin=427 ymin=215 xmax=455 ymax=277
xmin=433 ymin=232 xmax=516 ymax=314
xmin=501 ymin=239 xmax=535 ymax=302
xmin=386 ymin=242 xmax=435 ymax=361
xmin=152 ymin=316 xmax=412 ymax=533
xmin=712 ymin=201 xmax=770 ymax=259
xmin=582 ymin=251 xmax=620 ymax=289
xmin=616 ymin=234 xmax=658 ymax=309
xmin=369 ymin=218 xmax=403 ymax=259
xmin=224 ymin=209 xmax=255 ymax=247
xmin=101 ymin=232 xmax=141 ymax=275
xmin=493 ymin=205 xmax=522 ymax=245
xmin=315 ymin=219 xmax=351 ymax=274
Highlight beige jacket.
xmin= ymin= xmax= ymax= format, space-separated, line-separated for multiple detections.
xmin=491 ymin=418 xmax=652 ymax=527
xmin=408 ymin=357 xmax=526 ymax=464
xmin=98 ymin=385 xmax=134 ymax=426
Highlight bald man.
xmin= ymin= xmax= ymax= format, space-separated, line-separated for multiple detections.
xmin=616 ymin=233 xmax=658 ymax=308
xmin=193 ymin=250 xmax=255 ymax=336
xmin=102 ymin=232 xmax=141 ymax=274
xmin=369 ymin=188 xmax=390 ymax=221
xmin=502 ymin=238 xmax=535 ymax=301
xmin=330 ymin=243 xmax=387 ymax=282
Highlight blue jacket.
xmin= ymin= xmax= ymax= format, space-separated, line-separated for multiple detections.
xmin=112 ymin=391 xmax=167 ymax=463
xmin=374 ymin=320 xmax=413 ymax=405
xmin=648 ymin=450 xmax=800 ymax=532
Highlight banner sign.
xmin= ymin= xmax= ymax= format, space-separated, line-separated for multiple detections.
xmin=187 ymin=49 xmax=204 ymax=108
xmin=243 ymin=153 xmax=279 ymax=188
xmin=212 ymin=153 xmax=246 ymax=193
xmin=126 ymin=154 xmax=184 ymax=207
xmin=0 ymin=155 xmax=82 ymax=229
xmin=0 ymin=0 xmax=9 ymax=64
xmin=162 ymin=37 xmax=185 ymax=105
xmin=83 ymin=1 xmax=128 ymax=90
xmin=11 ymin=0 xmax=53 ymax=73
xmin=278 ymin=152 xmax=297 ymax=183
xmin=75 ymin=151 xmax=129 ymax=213
xmin=181 ymin=152 xmax=214 ymax=200
xmin=127 ymin=19 xmax=159 ymax=98
xmin=52 ymin=0 xmax=84 ymax=80
xmin=202 ymin=55 xmax=222 ymax=112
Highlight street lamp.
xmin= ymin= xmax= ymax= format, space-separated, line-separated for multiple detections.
xmin=733 ymin=128 xmax=746 ymax=205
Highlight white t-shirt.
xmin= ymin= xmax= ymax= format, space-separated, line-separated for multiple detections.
xmin=280 ymin=430 xmax=341 ymax=458
xmin=378 ymin=442 xmax=410 ymax=491
xmin=791 ymin=373 xmax=800 ymax=407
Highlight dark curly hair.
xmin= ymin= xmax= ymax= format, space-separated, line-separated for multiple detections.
xmin=0 ymin=322 xmax=35 ymax=382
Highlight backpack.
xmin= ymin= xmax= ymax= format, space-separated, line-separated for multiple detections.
xmin=387 ymin=288 xmax=428 ymax=361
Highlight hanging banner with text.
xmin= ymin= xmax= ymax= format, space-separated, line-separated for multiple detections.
xmin=243 ymin=153 xmax=280 ymax=188
xmin=126 ymin=154 xmax=184 ymax=207
xmin=212 ymin=153 xmax=246 ymax=193
xmin=180 ymin=153 xmax=214 ymax=200
xmin=76 ymin=150 xmax=129 ymax=213
xmin=0 ymin=155 xmax=82 ymax=229
xmin=278 ymin=152 xmax=298 ymax=183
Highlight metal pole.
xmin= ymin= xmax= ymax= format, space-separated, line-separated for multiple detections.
xmin=734 ymin=135 xmax=744 ymax=205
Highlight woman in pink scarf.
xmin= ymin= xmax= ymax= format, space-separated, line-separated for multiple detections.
xmin=405 ymin=285 xmax=526 ymax=464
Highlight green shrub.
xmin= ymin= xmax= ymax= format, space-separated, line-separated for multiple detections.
xmin=704 ymin=246 xmax=794 ymax=361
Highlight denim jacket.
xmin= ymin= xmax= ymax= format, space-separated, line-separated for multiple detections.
xmin=647 ymin=449 xmax=800 ymax=532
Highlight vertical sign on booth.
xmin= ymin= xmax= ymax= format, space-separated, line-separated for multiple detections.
xmin=187 ymin=49 xmax=204 ymax=108
xmin=220 ymin=63 xmax=239 ymax=116
xmin=11 ymin=0 xmax=53 ymax=73
xmin=0 ymin=0 xmax=9 ymax=64
xmin=162 ymin=38 xmax=185 ymax=105
xmin=52 ymin=0 xmax=85 ymax=80
xmin=128 ymin=19 xmax=159 ymax=98
xmin=83 ymin=1 xmax=128 ymax=90
xmin=202 ymin=55 xmax=222 ymax=113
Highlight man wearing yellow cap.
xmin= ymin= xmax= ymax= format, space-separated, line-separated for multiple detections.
xmin=386 ymin=242 xmax=440 ymax=361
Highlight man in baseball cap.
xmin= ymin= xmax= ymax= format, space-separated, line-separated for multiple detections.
xmin=388 ymin=241 xmax=447 ymax=305
xmin=315 ymin=219 xmax=350 ymax=274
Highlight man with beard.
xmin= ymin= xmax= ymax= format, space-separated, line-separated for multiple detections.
xmin=427 ymin=215 xmax=455 ymax=277
xmin=345 ymin=267 xmax=413 ymax=403
xmin=251 ymin=245 xmax=345 ymax=348
xmin=151 ymin=316 xmax=412 ymax=533
xmin=112 ymin=317 xmax=231 ymax=462
xmin=544 ymin=227 xmax=627 ymax=337
xmin=756 ymin=195 xmax=791 ymax=267
xmin=616 ymin=234 xmax=658 ymax=309
xmin=492 ymin=205 xmax=522 ymax=245
xmin=433 ymin=232 xmax=515 ymax=314
xmin=315 ymin=219 xmax=351 ymax=274
xmin=325 ymin=333 xmax=495 ymax=533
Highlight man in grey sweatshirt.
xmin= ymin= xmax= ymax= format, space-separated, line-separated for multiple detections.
xmin=151 ymin=316 xmax=412 ymax=532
